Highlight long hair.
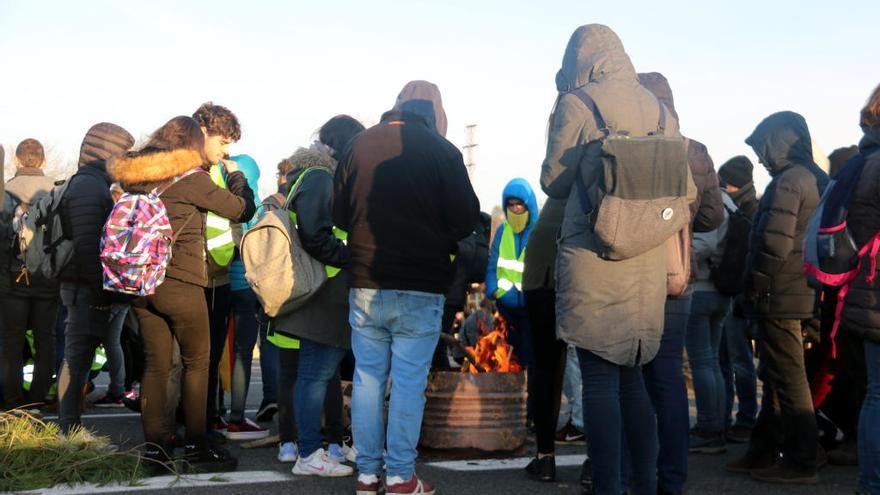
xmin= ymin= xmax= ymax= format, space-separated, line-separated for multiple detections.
xmin=862 ymin=83 xmax=880 ymax=128
xmin=142 ymin=116 xmax=206 ymax=161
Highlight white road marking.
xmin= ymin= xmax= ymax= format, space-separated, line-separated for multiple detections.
xmin=42 ymin=409 xmax=260 ymax=420
xmin=426 ymin=453 xmax=587 ymax=471
xmin=21 ymin=470 xmax=292 ymax=494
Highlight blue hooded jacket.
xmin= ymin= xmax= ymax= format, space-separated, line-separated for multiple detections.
xmin=228 ymin=154 xmax=262 ymax=292
xmin=485 ymin=178 xmax=539 ymax=310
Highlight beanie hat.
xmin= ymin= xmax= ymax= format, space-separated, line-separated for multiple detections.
xmin=718 ymin=155 xmax=754 ymax=188
xmin=79 ymin=122 xmax=135 ymax=167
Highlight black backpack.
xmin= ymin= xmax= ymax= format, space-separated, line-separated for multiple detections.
xmin=711 ymin=203 xmax=752 ymax=296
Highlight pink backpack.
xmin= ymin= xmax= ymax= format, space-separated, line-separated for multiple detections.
xmin=100 ymin=168 xmax=202 ymax=296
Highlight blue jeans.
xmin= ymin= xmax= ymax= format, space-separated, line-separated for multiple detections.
xmin=295 ymin=338 xmax=347 ymax=458
xmin=230 ymin=289 xmax=261 ymax=423
xmin=350 ymin=288 xmax=444 ymax=480
xmin=685 ymin=291 xmax=730 ymax=433
xmin=558 ymin=345 xmax=584 ymax=431
xmin=643 ymin=295 xmax=691 ymax=494
xmin=719 ymin=311 xmax=758 ymax=427
xmin=860 ymin=341 xmax=880 ymax=493
xmin=579 ymin=348 xmax=657 ymax=495
xmin=258 ymin=312 xmax=278 ymax=404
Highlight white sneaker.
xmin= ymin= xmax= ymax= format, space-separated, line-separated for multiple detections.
xmin=292 ymin=448 xmax=354 ymax=477
xmin=328 ymin=443 xmax=357 ymax=463
xmin=345 ymin=444 xmax=358 ymax=464
xmin=278 ymin=442 xmax=298 ymax=463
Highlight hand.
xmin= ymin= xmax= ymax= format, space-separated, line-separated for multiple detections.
xmin=221 ymin=158 xmax=239 ymax=173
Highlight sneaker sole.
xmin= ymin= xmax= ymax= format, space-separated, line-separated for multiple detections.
xmin=291 ymin=466 xmax=354 ymax=477
xmin=225 ymin=430 xmax=270 ymax=441
xmin=278 ymin=455 xmax=298 ymax=463
xmin=750 ymin=472 xmax=819 ymax=484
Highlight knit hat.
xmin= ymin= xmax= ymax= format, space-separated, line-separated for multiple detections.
xmin=718 ymin=156 xmax=754 ymax=188
xmin=78 ymin=122 xmax=135 ymax=167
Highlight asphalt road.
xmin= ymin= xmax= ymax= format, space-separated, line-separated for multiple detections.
xmin=18 ymin=363 xmax=860 ymax=495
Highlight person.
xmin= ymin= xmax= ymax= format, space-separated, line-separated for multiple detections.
xmin=192 ymin=102 xmax=242 ymax=436
xmin=637 ymin=72 xmax=725 ymax=495
xmin=277 ymin=115 xmax=364 ymax=477
xmin=1 ymin=138 xmax=59 ymax=411
xmin=223 ymin=153 xmax=270 ymax=440
xmin=838 ymin=83 xmax=880 ymax=495
xmin=56 ymin=123 xmax=135 ymax=431
xmin=828 ymin=145 xmax=859 ymax=178
xmin=520 ymin=194 xmax=568 ymax=482
xmin=726 ymin=111 xmax=828 ymax=484
xmin=333 ymin=80 xmax=480 ymax=495
xmin=486 ymin=178 xmax=538 ymax=421
xmin=109 ymin=115 xmax=256 ymax=473
xmin=716 ymin=156 xmax=760 ymax=443
xmin=541 ymin=25 xmax=688 ymax=495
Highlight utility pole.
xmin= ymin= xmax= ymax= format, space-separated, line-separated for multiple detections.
xmin=463 ymin=124 xmax=477 ymax=180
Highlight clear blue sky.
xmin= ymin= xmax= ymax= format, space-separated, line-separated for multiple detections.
xmin=1 ymin=0 xmax=878 ymax=207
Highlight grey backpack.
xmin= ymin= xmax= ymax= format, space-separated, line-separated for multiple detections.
xmin=574 ymin=90 xmax=696 ymax=262
xmin=16 ymin=178 xmax=76 ymax=281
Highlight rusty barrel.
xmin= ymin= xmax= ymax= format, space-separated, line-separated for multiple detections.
xmin=419 ymin=370 xmax=527 ymax=451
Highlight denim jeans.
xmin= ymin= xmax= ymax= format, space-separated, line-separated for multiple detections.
xmin=56 ymin=286 xmax=125 ymax=417
xmin=350 ymin=288 xmax=444 ymax=480
xmin=558 ymin=345 xmax=584 ymax=431
xmin=860 ymin=340 xmax=880 ymax=493
xmin=229 ymin=288 xmax=261 ymax=423
xmin=685 ymin=291 xmax=730 ymax=433
xmin=719 ymin=311 xmax=758 ymax=428
xmin=643 ymin=295 xmax=691 ymax=494
xmin=579 ymin=348 xmax=657 ymax=495
xmin=258 ymin=313 xmax=278 ymax=403
xmin=295 ymin=338 xmax=347 ymax=458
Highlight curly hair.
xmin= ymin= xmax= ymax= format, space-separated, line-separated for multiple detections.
xmin=862 ymin=83 xmax=880 ymax=129
xmin=192 ymin=101 xmax=241 ymax=141
xmin=15 ymin=138 xmax=45 ymax=168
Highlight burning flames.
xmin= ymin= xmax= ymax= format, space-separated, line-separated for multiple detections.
xmin=462 ymin=316 xmax=522 ymax=373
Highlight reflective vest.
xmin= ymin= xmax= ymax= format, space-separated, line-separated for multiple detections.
xmin=91 ymin=345 xmax=107 ymax=371
xmin=206 ymin=164 xmax=235 ymax=267
xmin=286 ymin=167 xmax=347 ymax=278
xmin=494 ymin=221 xmax=525 ymax=299
xmin=265 ymin=321 xmax=301 ymax=349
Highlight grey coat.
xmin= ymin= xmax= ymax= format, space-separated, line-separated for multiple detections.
xmin=541 ymin=24 xmax=682 ymax=366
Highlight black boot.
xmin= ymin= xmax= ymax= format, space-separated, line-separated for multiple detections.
xmin=524 ymin=455 xmax=556 ymax=482
xmin=142 ymin=440 xmax=175 ymax=476
xmin=182 ymin=439 xmax=238 ymax=473
xmin=580 ymin=459 xmax=594 ymax=494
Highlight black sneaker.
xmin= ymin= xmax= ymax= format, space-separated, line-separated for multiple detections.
xmin=726 ymin=423 xmax=753 ymax=443
xmin=524 ymin=455 xmax=555 ymax=482
xmin=689 ymin=428 xmax=726 ymax=454
xmin=255 ymin=400 xmax=278 ymax=423
xmin=580 ymin=459 xmax=594 ymax=495
xmin=750 ymin=460 xmax=818 ymax=484
xmin=182 ymin=442 xmax=238 ymax=473
xmin=142 ymin=443 xmax=175 ymax=476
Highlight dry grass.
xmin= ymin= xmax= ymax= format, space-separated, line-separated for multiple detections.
xmin=0 ymin=409 xmax=146 ymax=491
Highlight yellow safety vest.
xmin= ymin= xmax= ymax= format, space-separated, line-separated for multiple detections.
xmin=206 ymin=164 xmax=235 ymax=267
xmin=266 ymin=321 xmax=301 ymax=349
xmin=286 ymin=167 xmax=347 ymax=278
xmin=494 ymin=221 xmax=525 ymax=299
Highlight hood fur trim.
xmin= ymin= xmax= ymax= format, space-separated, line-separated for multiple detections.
xmin=289 ymin=147 xmax=337 ymax=172
xmin=108 ymin=149 xmax=205 ymax=186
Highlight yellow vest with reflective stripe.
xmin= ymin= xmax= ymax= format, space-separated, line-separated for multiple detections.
xmin=494 ymin=221 xmax=525 ymax=299
xmin=265 ymin=321 xmax=301 ymax=349
xmin=206 ymin=165 xmax=235 ymax=267
xmin=286 ymin=167 xmax=347 ymax=278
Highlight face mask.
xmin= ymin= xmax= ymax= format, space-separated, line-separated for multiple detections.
xmin=507 ymin=209 xmax=529 ymax=233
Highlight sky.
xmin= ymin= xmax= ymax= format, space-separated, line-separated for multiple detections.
xmin=1 ymin=0 xmax=878 ymax=209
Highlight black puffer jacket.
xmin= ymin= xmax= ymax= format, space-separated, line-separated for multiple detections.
xmin=59 ymin=163 xmax=114 ymax=291
xmin=744 ymin=111 xmax=829 ymax=319
xmin=841 ymin=130 xmax=880 ymax=343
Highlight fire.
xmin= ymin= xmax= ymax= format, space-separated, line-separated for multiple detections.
xmin=462 ymin=315 xmax=522 ymax=373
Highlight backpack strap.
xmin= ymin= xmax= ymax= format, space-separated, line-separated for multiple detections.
xmin=154 ymin=167 xmax=206 ymax=196
xmin=571 ymin=89 xmax=608 ymax=135
xmin=284 ymin=166 xmax=333 ymax=210
xmin=169 ymin=211 xmax=198 ymax=248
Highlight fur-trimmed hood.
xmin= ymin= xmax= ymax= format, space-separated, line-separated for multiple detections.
xmin=108 ymin=148 xmax=205 ymax=188
xmin=289 ymin=147 xmax=337 ymax=172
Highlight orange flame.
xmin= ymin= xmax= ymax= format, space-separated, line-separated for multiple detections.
xmin=463 ymin=315 xmax=522 ymax=373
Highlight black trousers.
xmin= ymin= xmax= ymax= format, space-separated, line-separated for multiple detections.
xmin=524 ymin=288 xmax=568 ymax=454
xmin=750 ymin=318 xmax=818 ymax=469
xmin=0 ymin=294 xmax=58 ymax=409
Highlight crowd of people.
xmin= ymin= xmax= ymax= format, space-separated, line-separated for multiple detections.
xmin=1 ymin=22 xmax=879 ymax=495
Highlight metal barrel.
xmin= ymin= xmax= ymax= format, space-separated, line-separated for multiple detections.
xmin=419 ymin=370 xmax=527 ymax=452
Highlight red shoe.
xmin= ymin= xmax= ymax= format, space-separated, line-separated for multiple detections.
xmin=387 ymin=475 xmax=434 ymax=495
xmin=209 ymin=417 xmax=229 ymax=434
xmin=92 ymin=394 xmax=125 ymax=408
xmin=225 ymin=418 xmax=269 ymax=440
xmin=356 ymin=478 xmax=386 ymax=495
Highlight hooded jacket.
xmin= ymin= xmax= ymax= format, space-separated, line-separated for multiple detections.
xmin=109 ymin=149 xmax=256 ymax=288
xmin=840 ymin=128 xmax=880 ymax=343
xmin=59 ymin=123 xmax=135 ymax=294
xmin=744 ymin=111 xmax=828 ymax=319
xmin=276 ymin=147 xmax=352 ymax=348
xmin=228 ymin=154 xmax=262 ymax=292
xmin=486 ymin=179 xmax=538 ymax=310
xmin=540 ymin=24 xmax=683 ymax=366
xmin=332 ymin=81 xmax=480 ymax=293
